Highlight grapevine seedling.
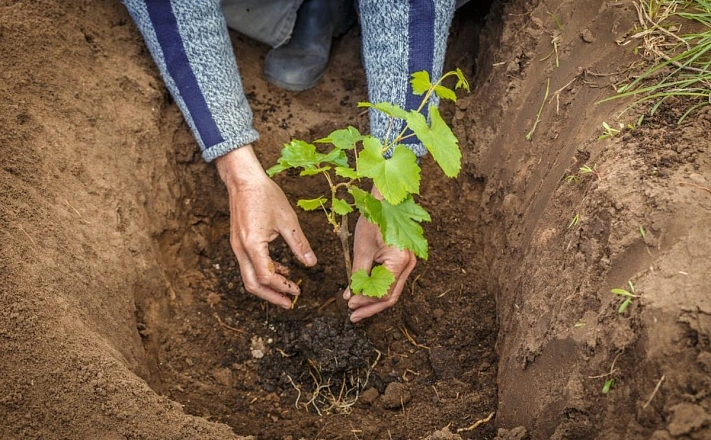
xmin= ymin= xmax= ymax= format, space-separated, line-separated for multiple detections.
xmin=268 ymin=69 xmax=469 ymax=299
xmin=611 ymin=280 xmax=638 ymax=314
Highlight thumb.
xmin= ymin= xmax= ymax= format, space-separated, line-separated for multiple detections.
xmin=282 ymin=224 xmax=317 ymax=267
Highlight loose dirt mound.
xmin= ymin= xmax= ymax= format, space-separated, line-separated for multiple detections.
xmin=1 ymin=0 xmax=709 ymax=439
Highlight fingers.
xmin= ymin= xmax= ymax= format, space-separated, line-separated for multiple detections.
xmin=280 ymin=222 xmax=317 ymax=267
xmin=347 ymin=251 xmax=416 ymax=323
xmin=231 ymin=241 xmax=299 ymax=310
xmin=349 ymin=294 xmax=399 ymax=323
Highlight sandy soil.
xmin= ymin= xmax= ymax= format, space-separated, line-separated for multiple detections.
xmin=1 ymin=0 xmax=709 ymax=439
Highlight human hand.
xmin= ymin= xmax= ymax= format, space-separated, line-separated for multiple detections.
xmin=215 ymin=146 xmax=317 ymax=309
xmin=342 ymin=188 xmax=416 ymax=323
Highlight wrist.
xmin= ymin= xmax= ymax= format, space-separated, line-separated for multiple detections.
xmin=215 ymin=145 xmax=267 ymax=187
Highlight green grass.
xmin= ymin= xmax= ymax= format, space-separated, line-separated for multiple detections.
xmin=602 ymin=0 xmax=711 ymax=122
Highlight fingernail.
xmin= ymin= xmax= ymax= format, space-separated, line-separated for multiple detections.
xmin=303 ymin=251 xmax=317 ymax=266
xmin=343 ymin=288 xmax=351 ymax=300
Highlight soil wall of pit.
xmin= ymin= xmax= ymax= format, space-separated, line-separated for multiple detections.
xmin=2 ymin=0 xmax=710 ymax=439
xmin=465 ymin=0 xmax=711 ymax=438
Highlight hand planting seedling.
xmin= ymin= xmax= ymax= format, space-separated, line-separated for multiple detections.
xmin=268 ymin=69 xmax=469 ymax=299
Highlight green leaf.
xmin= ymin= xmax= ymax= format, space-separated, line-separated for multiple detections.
xmin=332 ymin=197 xmax=353 ymax=215
xmin=320 ymin=148 xmax=349 ymax=168
xmin=611 ymin=288 xmax=635 ymax=298
xmin=357 ymin=138 xmax=421 ymax=205
xmin=266 ymin=163 xmax=287 ymax=177
xmin=278 ymin=139 xmax=321 ymax=170
xmin=454 ymin=68 xmax=470 ymax=91
xmin=379 ymin=196 xmax=431 ymax=259
xmin=315 ymin=126 xmax=363 ymax=150
xmin=335 ymin=166 xmax=358 ymax=179
xmin=434 ymin=85 xmax=457 ymax=102
xmin=349 ymin=189 xmax=429 ymax=259
xmin=602 ymin=379 xmax=615 ymax=394
xmin=410 ymin=71 xmax=432 ymax=96
xmin=297 ymin=197 xmax=326 ymax=211
xmin=348 ymin=187 xmax=382 ymax=225
xmin=350 ymin=266 xmax=395 ymax=298
xmin=300 ymin=166 xmax=330 ymax=176
xmin=406 ymin=106 xmax=462 ymax=178
xmin=618 ymin=298 xmax=632 ymax=314
xmin=358 ymin=102 xmax=409 ymax=120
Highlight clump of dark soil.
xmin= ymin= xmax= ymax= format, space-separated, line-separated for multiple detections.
xmin=256 ymin=315 xmax=379 ymax=412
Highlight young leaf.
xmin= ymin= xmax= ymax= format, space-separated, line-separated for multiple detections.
xmin=332 ymin=197 xmax=353 ymax=215
xmin=406 ymin=107 xmax=462 ymax=178
xmin=618 ymin=298 xmax=632 ymax=314
xmin=349 ymin=187 xmax=382 ymax=225
xmin=315 ymin=126 xmax=363 ymax=150
xmin=434 ymin=85 xmax=457 ymax=102
xmin=350 ymin=266 xmax=395 ymax=298
xmin=297 ymin=197 xmax=327 ymax=211
xmin=277 ymin=139 xmax=322 ymax=170
xmin=611 ymin=288 xmax=635 ymax=298
xmin=320 ymin=148 xmax=349 ymax=168
xmin=602 ymin=379 xmax=615 ymax=394
xmin=358 ymin=102 xmax=409 ymax=120
xmin=379 ymin=196 xmax=431 ymax=259
xmin=410 ymin=71 xmax=432 ymax=96
xmin=335 ymin=166 xmax=358 ymax=179
xmin=300 ymin=166 xmax=330 ymax=176
xmin=454 ymin=68 xmax=470 ymax=91
xmin=357 ymin=138 xmax=421 ymax=205
xmin=266 ymin=163 xmax=287 ymax=177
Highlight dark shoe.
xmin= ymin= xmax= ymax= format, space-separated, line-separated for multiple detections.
xmin=264 ymin=0 xmax=354 ymax=92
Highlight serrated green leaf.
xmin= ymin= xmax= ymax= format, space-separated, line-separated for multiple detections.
xmin=266 ymin=163 xmax=287 ymax=177
xmin=297 ymin=197 xmax=327 ymax=211
xmin=349 ymin=191 xmax=429 ymax=259
xmin=315 ymin=126 xmax=363 ymax=150
xmin=300 ymin=166 xmax=330 ymax=176
xmin=434 ymin=85 xmax=457 ymax=102
xmin=350 ymin=266 xmax=395 ymax=298
xmin=454 ymin=68 xmax=470 ymax=91
xmin=335 ymin=166 xmax=358 ymax=179
xmin=332 ymin=197 xmax=353 ymax=215
xmin=410 ymin=71 xmax=432 ymax=96
xmin=357 ymin=138 xmax=420 ymax=205
xmin=320 ymin=148 xmax=349 ymax=168
xmin=379 ymin=196 xmax=431 ymax=259
xmin=349 ymin=187 xmax=382 ymax=226
xmin=358 ymin=102 xmax=409 ymax=120
xmin=406 ymin=106 xmax=462 ymax=178
xmin=278 ymin=139 xmax=321 ymax=170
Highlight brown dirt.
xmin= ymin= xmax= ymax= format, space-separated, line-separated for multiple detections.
xmin=1 ymin=0 xmax=709 ymax=439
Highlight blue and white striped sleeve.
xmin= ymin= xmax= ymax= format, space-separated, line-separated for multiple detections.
xmin=123 ymin=0 xmax=259 ymax=162
xmin=359 ymin=0 xmax=456 ymax=158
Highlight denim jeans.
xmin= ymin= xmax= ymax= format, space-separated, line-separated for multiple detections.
xmin=222 ymin=0 xmax=304 ymax=48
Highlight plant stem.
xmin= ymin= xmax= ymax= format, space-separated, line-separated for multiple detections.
xmin=337 ymin=214 xmax=352 ymax=281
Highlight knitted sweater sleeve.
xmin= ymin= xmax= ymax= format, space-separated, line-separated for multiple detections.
xmin=358 ymin=0 xmax=456 ymax=158
xmin=122 ymin=0 xmax=259 ymax=162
